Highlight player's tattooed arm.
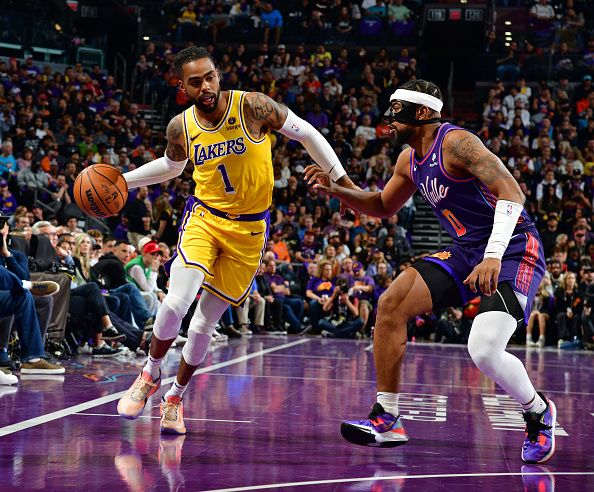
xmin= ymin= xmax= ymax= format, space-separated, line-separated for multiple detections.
xmin=445 ymin=131 xmax=525 ymax=204
xmin=243 ymin=92 xmax=288 ymax=138
xmin=165 ymin=114 xmax=188 ymax=161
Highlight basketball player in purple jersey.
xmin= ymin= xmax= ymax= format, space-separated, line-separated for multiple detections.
xmin=306 ymin=80 xmax=556 ymax=464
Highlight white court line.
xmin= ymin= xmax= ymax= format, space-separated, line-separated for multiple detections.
xmin=0 ymin=338 xmax=309 ymax=438
xmin=204 ymin=471 xmax=594 ymax=492
xmin=75 ymin=412 xmax=252 ymax=423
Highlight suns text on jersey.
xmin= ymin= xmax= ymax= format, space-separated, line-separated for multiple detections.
xmin=193 ymin=137 xmax=247 ymax=165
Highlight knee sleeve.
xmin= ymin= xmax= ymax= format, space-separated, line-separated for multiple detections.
xmin=187 ymin=291 xmax=230 ymax=337
xmin=152 ymin=261 xmax=205 ymax=341
xmin=181 ymin=332 xmax=211 ymax=366
xmin=182 ymin=291 xmax=230 ymax=366
xmin=153 ymin=293 xmax=194 ymax=340
xmin=467 ymin=311 xmax=516 ymax=377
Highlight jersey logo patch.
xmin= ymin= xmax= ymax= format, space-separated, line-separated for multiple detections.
xmin=430 ymin=251 xmax=452 ymax=261
xmin=429 ymin=153 xmax=438 ymax=167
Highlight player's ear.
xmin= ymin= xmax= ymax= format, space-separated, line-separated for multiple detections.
xmin=417 ymin=105 xmax=431 ymax=120
xmin=178 ymin=78 xmax=187 ymax=95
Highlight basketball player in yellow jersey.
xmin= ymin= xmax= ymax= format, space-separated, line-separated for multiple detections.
xmin=117 ymin=46 xmax=356 ymax=434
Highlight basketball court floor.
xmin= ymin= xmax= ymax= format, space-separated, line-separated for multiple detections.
xmin=0 ymin=336 xmax=592 ymax=491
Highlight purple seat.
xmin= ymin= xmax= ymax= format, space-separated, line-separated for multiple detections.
xmin=359 ymin=18 xmax=383 ymax=37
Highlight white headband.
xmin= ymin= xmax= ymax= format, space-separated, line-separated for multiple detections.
xmin=390 ymin=89 xmax=443 ymax=112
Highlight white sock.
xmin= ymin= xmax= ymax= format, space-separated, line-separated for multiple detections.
xmin=165 ymin=381 xmax=188 ymax=400
xmin=143 ymin=354 xmax=164 ymax=381
xmin=468 ymin=312 xmax=542 ymax=410
xmin=521 ymin=392 xmax=547 ymax=414
xmin=377 ymin=392 xmax=399 ymax=416
xmin=22 ymin=280 xmax=32 ymax=290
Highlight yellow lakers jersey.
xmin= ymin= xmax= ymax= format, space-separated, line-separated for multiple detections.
xmin=181 ymin=90 xmax=273 ymax=214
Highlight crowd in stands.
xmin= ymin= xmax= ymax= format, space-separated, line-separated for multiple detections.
xmin=161 ymin=0 xmax=419 ymax=47
xmin=0 ymin=0 xmax=593 ymax=386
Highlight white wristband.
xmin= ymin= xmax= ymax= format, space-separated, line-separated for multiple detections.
xmin=484 ymin=200 xmax=523 ymax=260
xmin=279 ymin=109 xmax=346 ymax=182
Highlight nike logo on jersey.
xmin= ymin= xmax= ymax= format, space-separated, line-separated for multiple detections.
xmin=250 ymin=231 xmax=264 ymax=236
xmin=189 ymin=132 xmax=202 ymax=141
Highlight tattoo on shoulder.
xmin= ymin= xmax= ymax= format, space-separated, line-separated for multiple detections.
xmin=448 ymin=133 xmax=508 ymax=186
xmin=244 ymin=93 xmax=288 ymax=136
xmin=165 ymin=115 xmax=187 ymax=161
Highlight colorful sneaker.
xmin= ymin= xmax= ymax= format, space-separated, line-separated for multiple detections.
xmin=160 ymin=395 xmax=186 ymax=435
xmin=340 ymin=403 xmax=409 ymax=447
xmin=521 ymin=392 xmax=556 ymax=464
xmin=117 ymin=370 xmax=161 ymax=420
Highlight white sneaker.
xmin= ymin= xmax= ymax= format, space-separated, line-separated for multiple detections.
xmin=239 ymin=325 xmax=253 ymax=336
xmin=0 ymin=370 xmax=18 ymax=385
xmin=212 ymin=330 xmax=228 ymax=342
xmin=172 ymin=335 xmax=187 ymax=347
xmin=537 ymin=337 xmax=546 ymax=348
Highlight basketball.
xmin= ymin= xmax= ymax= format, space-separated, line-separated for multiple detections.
xmin=73 ymin=164 xmax=128 ymax=218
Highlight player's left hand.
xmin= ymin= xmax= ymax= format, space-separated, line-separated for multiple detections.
xmin=463 ymin=258 xmax=501 ymax=296
xmin=304 ymin=165 xmax=358 ymax=216
xmin=304 ymin=165 xmax=334 ymax=192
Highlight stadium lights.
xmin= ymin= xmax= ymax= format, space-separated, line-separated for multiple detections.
xmin=460 ymin=0 xmax=468 ymax=3
xmin=505 ymin=42 xmax=510 ymax=46
xmin=506 ymin=36 xmax=513 ymax=41
xmin=505 ymin=31 xmax=512 ymax=36
xmin=143 ymin=36 xmax=150 ymax=41
xmin=55 ymin=23 xmax=62 ymax=31
xmin=505 ymin=20 xmax=512 ymax=25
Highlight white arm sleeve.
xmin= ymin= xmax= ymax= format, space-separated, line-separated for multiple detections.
xmin=278 ymin=109 xmax=346 ymax=182
xmin=123 ymin=156 xmax=187 ymax=190
xmin=484 ymin=200 xmax=524 ymax=260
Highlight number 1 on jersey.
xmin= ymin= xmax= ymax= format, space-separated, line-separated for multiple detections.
xmin=217 ymin=164 xmax=235 ymax=194
xmin=442 ymin=209 xmax=467 ymax=237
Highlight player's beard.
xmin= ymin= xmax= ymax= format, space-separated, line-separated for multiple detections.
xmin=392 ymin=125 xmax=413 ymax=148
xmin=193 ymin=89 xmax=220 ymax=114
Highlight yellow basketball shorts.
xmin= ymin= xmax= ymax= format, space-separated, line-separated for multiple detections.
xmin=174 ymin=197 xmax=269 ymax=306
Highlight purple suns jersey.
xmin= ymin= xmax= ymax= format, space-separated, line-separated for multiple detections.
xmin=409 ymin=123 xmax=535 ymax=244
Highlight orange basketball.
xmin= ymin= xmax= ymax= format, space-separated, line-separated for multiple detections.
xmin=73 ymin=164 xmax=128 ymax=218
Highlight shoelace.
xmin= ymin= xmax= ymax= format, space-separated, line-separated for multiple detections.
xmin=162 ymin=401 xmax=179 ymax=421
xmin=525 ymin=419 xmax=551 ymax=444
xmin=130 ymin=377 xmax=153 ymax=401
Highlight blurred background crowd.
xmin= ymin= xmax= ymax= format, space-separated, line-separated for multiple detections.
xmin=0 ymin=0 xmax=593 ymax=377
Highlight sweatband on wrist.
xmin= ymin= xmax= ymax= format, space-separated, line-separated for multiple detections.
xmin=279 ymin=109 xmax=346 ymax=182
xmin=123 ymin=155 xmax=187 ymax=189
xmin=484 ymin=200 xmax=523 ymax=260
